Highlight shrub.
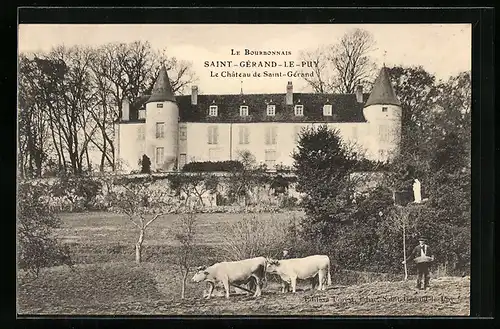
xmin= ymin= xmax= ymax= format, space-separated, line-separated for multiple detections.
xmin=17 ymin=182 xmax=72 ymax=278
xmin=279 ymin=195 xmax=298 ymax=209
xmin=140 ymin=154 xmax=151 ymax=174
xmin=182 ymin=160 xmax=244 ymax=172
xmin=51 ymin=174 xmax=102 ymax=211
xmin=218 ymin=214 xmax=295 ymax=261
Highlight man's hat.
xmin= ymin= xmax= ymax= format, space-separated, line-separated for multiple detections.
xmin=418 ymin=236 xmax=427 ymax=241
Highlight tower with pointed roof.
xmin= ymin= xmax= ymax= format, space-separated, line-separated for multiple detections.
xmin=362 ymin=65 xmax=402 ymax=162
xmin=144 ymin=65 xmax=179 ymax=171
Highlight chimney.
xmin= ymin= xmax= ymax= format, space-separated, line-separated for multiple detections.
xmin=286 ymin=81 xmax=293 ymax=105
xmin=355 ymin=85 xmax=364 ymax=103
xmin=121 ymin=97 xmax=130 ymax=121
xmin=191 ymin=85 xmax=198 ymax=105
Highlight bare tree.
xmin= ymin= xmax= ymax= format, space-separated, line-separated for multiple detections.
xmin=300 ymin=28 xmax=378 ymax=94
xmin=388 ymin=204 xmax=422 ymax=281
xmin=299 ymin=45 xmax=337 ymax=93
xmin=18 ymin=40 xmax=198 ymax=176
xmin=219 ymin=214 xmax=292 ymax=261
xmin=107 ymin=183 xmax=178 ymax=263
xmin=88 ymin=41 xmax=198 ymax=171
xmin=171 ymin=212 xmax=199 ymax=299
xmin=18 ymin=54 xmax=52 ymax=178
xmin=30 ymin=45 xmax=99 ymax=175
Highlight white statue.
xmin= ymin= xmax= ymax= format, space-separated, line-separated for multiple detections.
xmin=413 ymin=179 xmax=422 ymax=203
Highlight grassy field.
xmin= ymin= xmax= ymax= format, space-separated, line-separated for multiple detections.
xmin=17 ymin=211 xmax=470 ymax=316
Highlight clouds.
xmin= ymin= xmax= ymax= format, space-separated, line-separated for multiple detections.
xmin=18 ymin=24 xmax=471 ymax=93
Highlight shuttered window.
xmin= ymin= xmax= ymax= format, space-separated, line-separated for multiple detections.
xmin=379 ymin=125 xmax=389 ymax=142
xmin=137 ymin=126 xmax=145 ymax=140
xmin=238 ymin=126 xmax=250 ymax=144
xmin=208 ymin=126 xmax=219 ymax=144
xmin=265 ymin=126 xmax=277 ymax=145
xmin=156 ymin=122 xmax=165 ymax=139
xmin=155 ymin=147 xmax=164 ymax=165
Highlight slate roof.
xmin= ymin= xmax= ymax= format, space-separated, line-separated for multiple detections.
xmin=122 ymin=92 xmax=370 ymax=124
xmin=147 ymin=66 xmax=176 ymax=103
xmin=364 ymin=66 xmax=401 ymax=107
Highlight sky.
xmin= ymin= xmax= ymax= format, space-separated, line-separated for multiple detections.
xmin=18 ymin=24 xmax=471 ymax=95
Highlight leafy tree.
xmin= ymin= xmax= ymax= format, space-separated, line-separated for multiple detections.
xmin=291 ymin=124 xmax=358 ymax=241
xmin=333 ymin=186 xmax=396 ymax=272
xmin=386 ymin=65 xmax=439 ymax=191
xmin=17 ymin=182 xmax=72 ymax=279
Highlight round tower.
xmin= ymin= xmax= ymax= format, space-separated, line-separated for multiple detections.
xmin=362 ymin=66 xmax=402 ymax=162
xmin=145 ymin=66 xmax=179 ymax=171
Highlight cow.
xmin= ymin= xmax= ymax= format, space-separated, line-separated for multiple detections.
xmin=192 ymin=256 xmax=267 ymax=299
xmin=266 ymin=255 xmax=332 ymax=293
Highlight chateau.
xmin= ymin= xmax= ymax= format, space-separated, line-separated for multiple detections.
xmin=114 ymin=66 xmax=402 ymax=173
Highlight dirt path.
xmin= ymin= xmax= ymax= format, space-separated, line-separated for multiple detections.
xmin=22 ymin=276 xmax=469 ymax=316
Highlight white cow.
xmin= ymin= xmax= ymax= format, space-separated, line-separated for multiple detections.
xmin=266 ymin=255 xmax=332 ymax=293
xmin=192 ymin=256 xmax=267 ymax=299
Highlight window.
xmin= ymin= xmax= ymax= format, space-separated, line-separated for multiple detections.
xmin=138 ymin=109 xmax=146 ymax=119
xmin=137 ymin=126 xmax=145 ymax=140
xmin=156 ymin=122 xmax=165 ymax=139
xmin=157 ymin=103 xmax=164 ymax=108
xmin=240 ymin=105 xmax=249 ymax=117
xmin=179 ymin=153 xmax=187 ymax=169
xmin=382 ymin=107 xmax=388 ymax=112
xmin=155 ymin=147 xmax=164 ymax=165
xmin=379 ymin=125 xmax=390 ymax=142
xmin=293 ymin=126 xmax=302 ymax=142
xmin=209 ymin=105 xmax=218 ymax=117
xmin=265 ymin=126 xmax=277 ymax=145
xmin=238 ymin=126 xmax=250 ymax=144
xmin=294 ymin=105 xmax=304 ymax=116
xmin=323 ymin=104 xmax=332 ymax=116
xmin=265 ymin=150 xmax=277 ymax=169
xmin=179 ymin=126 xmax=187 ymax=141
xmin=267 ymin=105 xmax=276 ymax=116
xmin=207 ymin=126 xmax=219 ymax=145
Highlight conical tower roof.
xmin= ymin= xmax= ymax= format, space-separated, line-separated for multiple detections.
xmin=364 ymin=66 xmax=401 ymax=107
xmin=147 ymin=65 xmax=176 ymax=103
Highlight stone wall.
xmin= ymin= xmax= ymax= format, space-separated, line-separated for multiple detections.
xmin=22 ymin=171 xmax=387 ymax=213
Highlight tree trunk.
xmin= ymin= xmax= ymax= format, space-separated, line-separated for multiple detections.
xmin=135 ymin=228 xmax=145 ymax=264
xmin=403 ymin=222 xmax=408 ymax=281
xmin=100 ymin=130 xmax=107 ymax=172
xmin=181 ymin=270 xmax=189 ymax=299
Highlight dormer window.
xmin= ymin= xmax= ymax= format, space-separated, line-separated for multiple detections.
xmin=209 ymin=105 xmax=218 ymax=117
xmin=323 ymin=104 xmax=332 ymax=116
xmin=294 ymin=105 xmax=304 ymax=116
xmin=138 ymin=109 xmax=146 ymax=119
xmin=267 ymin=104 xmax=276 ymax=116
xmin=240 ymin=105 xmax=249 ymax=117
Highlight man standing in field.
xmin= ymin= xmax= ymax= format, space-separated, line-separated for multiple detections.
xmin=402 ymin=236 xmax=434 ymax=290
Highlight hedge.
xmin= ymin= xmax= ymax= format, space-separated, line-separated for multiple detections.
xmin=182 ymin=161 xmax=244 ymax=172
